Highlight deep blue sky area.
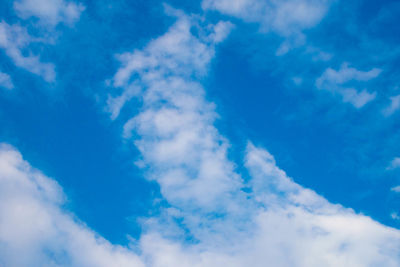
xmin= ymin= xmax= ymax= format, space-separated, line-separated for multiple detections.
xmin=0 ymin=0 xmax=399 ymax=246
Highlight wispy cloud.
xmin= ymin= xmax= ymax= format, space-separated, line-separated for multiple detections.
xmin=387 ymin=157 xmax=400 ymax=170
xmin=383 ymin=94 xmax=400 ymax=117
xmin=0 ymin=21 xmax=55 ymax=82
xmin=391 ymin=185 xmax=400 ymax=193
xmin=391 ymin=212 xmax=400 ymax=221
xmin=316 ymin=63 xmax=381 ymax=108
xmin=0 ymin=71 xmax=14 ymax=89
xmin=14 ymin=0 xmax=85 ymax=27
xmin=202 ymin=0 xmax=333 ymax=54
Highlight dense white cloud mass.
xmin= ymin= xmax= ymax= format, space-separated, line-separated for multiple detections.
xmin=14 ymin=0 xmax=85 ymax=26
xmin=2 ymin=142 xmax=400 ymax=266
xmin=0 ymin=71 xmax=14 ymax=89
xmin=316 ymin=63 xmax=381 ymax=108
xmin=0 ymin=144 xmax=144 ymax=267
xmin=202 ymin=0 xmax=333 ymax=53
xmin=0 ymin=21 xmax=55 ymax=82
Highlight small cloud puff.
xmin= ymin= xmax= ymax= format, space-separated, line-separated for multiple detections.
xmin=14 ymin=0 xmax=85 ymax=27
xmin=315 ymin=63 xmax=381 ymax=108
xmin=0 ymin=71 xmax=14 ymax=89
xmin=387 ymin=157 xmax=400 ymax=170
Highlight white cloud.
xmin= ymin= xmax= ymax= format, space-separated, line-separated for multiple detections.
xmin=110 ymin=12 xmax=239 ymax=212
xmin=391 ymin=185 xmax=400 ymax=193
xmin=105 ymin=9 xmax=400 ymax=266
xmin=391 ymin=212 xmax=400 ymax=221
xmin=383 ymin=94 xmax=400 ymax=117
xmin=202 ymin=0 xmax=333 ymax=53
xmin=0 ymin=71 xmax=14 ymax=89
xmin=14 ymin=0 xmax=85 ymax=27
xmin=387 ymin=157 xmax=400 ymax=170
xmin=137 ymin=143 xmax=400 ymax=267
xmin=316 ymin=63 xmax=381 ymax=108
xmin=0 ymin=21 xmax=55 ymax=82
xmin=0 ymin=143 xmax=144 ymax=267
xmin=2 ymin=7 xmax=398 ymax=267
xmin=2 ymin=141 xmax=400 ymax=266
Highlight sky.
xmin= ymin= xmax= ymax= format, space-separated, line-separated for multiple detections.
xmin=0 ymin=0 xmax=400 ymax=266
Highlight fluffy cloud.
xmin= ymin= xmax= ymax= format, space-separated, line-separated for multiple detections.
xmin=0 ymin=143 xmax=144 ymax=267
xmin=202 ymin=0 xmax=333 ymax=53
xmin=110 ymin=11 xmax=239 ymax=214
xmin=0 ymin=21 xmax=55 ymax=82
xmin=0 ymin=71 xmax=14 ymax=89
xmin=2 ymin=141 xmax=400 ymax=266
xmin=316 ymin=63 xmax=381 ymax=108
xmin=387 ymin=157 xmax=400 ymax=170
xmin=14 ymin=0 xmax=85 ymax=27
xmin=1 ymin=6 xmax=399 ymax=267
xmin=106 ymin=9 xmax=400 ymax=266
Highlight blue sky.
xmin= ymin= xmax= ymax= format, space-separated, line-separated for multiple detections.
xmin=0 ymin=0 xmax=400 ymax=266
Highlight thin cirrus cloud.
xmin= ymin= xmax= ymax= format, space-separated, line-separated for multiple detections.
xmin=315 ymin=63 xmax=381 ymax=108
xmin=0 ymin=21 xmax=56 ymax=82
xmin=0 ymin=71 xmax=14 ymax=89
xmin=14 ymin=0 xmax=85 ymax=27
xmin=383 ymin=94 xmax=400 ymax=117
xmin=387 ymin=157 xmax=400 ymax=170
xmin=0 ymin=0 xmax=85 ymax=84
xmin=202 ymin=0 xmax=333 ymax=54
xmin=391 ymin=185 xmax=400 ymax=193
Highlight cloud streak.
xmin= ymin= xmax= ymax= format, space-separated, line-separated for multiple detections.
xmin=14 ymin=0 xmax=85 ymax=27
xmin=316 ymin=63 xmax=381 ymax=108
xmin=202 ymin=0 xmax=333 ymax=54
xmin=0 ymin=21 xmax=55 ymax=82
xmin=0 ymin=71 xmax=14 ymax=89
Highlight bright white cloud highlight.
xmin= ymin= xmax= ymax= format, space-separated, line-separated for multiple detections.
xmin=14 ymin=0 xmax=85 ymax=26
xmin=316 ymin=63 xmax=381 ymax=108
xmin=0 ymin=71 xmax=14 ymax=89
xmin=0 ymin=21 xmax=55 ymax=82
